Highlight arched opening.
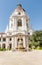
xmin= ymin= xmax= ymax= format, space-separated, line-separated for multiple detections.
xmin=17 ymin=19 xmax=22 ymax=27
xmin=2 ymin=44 xmax=6 ymax=49
xmin=17 ymin=37 xmax=23 ymax=49
xmin=9 ymin=44 xmax=12 ymax=50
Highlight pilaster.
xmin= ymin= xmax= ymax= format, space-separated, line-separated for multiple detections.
xmin=12 ymin=37 xmax=14 ymax=49
xmin=23 ymin=36 xmax=26 ymax=48
xmin=15 ymin=37 xmax=17 ymax=48
xmin=6 ymin=37 xmax=9 ymax=49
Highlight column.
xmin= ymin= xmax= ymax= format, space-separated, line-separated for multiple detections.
xmin=23 ymin=37 xmax=26 ymax=48
xmin=26 ymin=37 xmax=29 ymax=50
xmin=14 ymin=18 xmax=17 ymax=31
xmin=22 ymin=17 xmax=27 ymax=31
xmin=15 ymin=37 xmax=17 ymax=48
xmin=6 ymin=37 xmax=9 ymax=49
xmin=12 ymin=37 xmax=15 ymax=50
xmin=1 ymin=38 xmax=2 ymax=49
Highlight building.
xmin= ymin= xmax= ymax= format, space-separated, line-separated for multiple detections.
xmin=0 ymin=4 xmax=31 ymax=51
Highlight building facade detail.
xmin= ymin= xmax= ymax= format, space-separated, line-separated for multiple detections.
xmin=0 ymin=4 xmax=31 ymax=51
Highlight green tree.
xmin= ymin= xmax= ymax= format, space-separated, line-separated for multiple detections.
xmin=30 ymin=30 xmax=42 ymax=49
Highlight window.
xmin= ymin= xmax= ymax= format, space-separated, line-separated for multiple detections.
xmin=17 ymin=38 xmax=20 ymax=41
xmin=17 ymin=19 xmax=22 ymax=26
xmin=28 ymin=32 xmax=30 ymax=35
xmin=0 ymin=38 xmax=1 ymax=41
xmin=27 ymin=23 xmax=28 ymax=27
xmin=3 ymin=38 xmax=6 ymax=41
xmin=18 ymin=12 xmax=21 ymax=15
xmin=10 ymin=38 xmax=12 ymax=41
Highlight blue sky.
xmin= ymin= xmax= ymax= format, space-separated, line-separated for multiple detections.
xmin=0 ymin=0 xmax=42 ymax=32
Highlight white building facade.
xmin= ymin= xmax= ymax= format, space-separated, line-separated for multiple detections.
xmin=0 ymin=4 xmax=31 ymax=51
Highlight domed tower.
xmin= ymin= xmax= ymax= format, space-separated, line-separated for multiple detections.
xmin=6 ymin=4 xmax=30 ymax=50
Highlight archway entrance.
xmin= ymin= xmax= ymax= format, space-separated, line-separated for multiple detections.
xmin=17 ymin=34 xmax=24 ymax=49
xmin=2 ymin=44 xmax=6 ymax=49
xmin=17 ymin=38 xmax=23 ymax=49
xmin=9 ymin=44 xmax=12 ymax=50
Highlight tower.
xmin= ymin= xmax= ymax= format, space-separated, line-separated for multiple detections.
xmin=5 ymin=4 xmax=30 ymax=51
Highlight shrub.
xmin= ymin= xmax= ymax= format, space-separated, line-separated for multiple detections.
xmin=0 ymin=48 xmax=6 ymax=51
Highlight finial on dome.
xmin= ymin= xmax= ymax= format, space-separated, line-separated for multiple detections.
xmin=17 ymin=4 xmax=22 ymax=7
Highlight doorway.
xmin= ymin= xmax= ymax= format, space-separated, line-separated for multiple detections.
xmin=9 ymin=44 xmax=12 ymax=50
xmin=17 ymin=38 xmax=23 ymax=49
xmin=2 ymin=44 xmax=6 ymax=49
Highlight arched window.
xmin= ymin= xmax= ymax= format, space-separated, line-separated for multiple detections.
xmin=17 ymin=19 xmax=22 ymax=26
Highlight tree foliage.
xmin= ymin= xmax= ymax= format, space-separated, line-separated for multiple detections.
xmin=29 ymin=30 xmax=42 ymax=49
